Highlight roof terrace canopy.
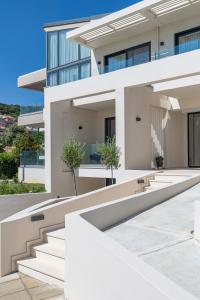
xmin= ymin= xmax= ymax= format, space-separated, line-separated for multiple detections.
xmin=67 ymin=0 xmax=200 ymax=48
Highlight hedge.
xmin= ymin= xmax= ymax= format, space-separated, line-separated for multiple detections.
xmin=0 ymin=152 xmax=18 ymax=179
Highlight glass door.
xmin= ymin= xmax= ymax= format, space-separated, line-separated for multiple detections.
xmin=105 ymin=117 xmax=115 ymax=141
xmin=175 ymin=27 xmax=200 ymax=54
xmin=188 ymin=113 xmax=200 ymax=167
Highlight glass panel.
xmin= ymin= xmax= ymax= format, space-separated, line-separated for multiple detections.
xmin=47 ymin=32 xmax=58 ymax=69
xmin=177 ymin=30 xmax=200 ymax=54
xmin=107 ymin=53 xmax=126 ymax=72
xmin=127 ymin=45 xmax=150 ymax=66
xmin=80 ymin=45 xmax=91 ymax=59
xmin=48 ymin=72 xmax=58 ymax=87
xmin=59 ymin=66 xmax=79 ymax=85
xmin=80 ymin=62 xmax=91 ymax=79
xmin=59 ymin=30 xmax=79 ymax=65
xmin=188 ymin=113 xmax=200 ymax=167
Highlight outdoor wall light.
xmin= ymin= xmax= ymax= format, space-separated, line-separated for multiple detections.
xmin=78 ymin=126 xmax=83 ymax=130
xmin=97 ymin=61 xmax=101 ymax=65
xmin=136 ymin=116 xmax=141 ymax=122
xmin=160 ymin=41 xmax=165 ymax=46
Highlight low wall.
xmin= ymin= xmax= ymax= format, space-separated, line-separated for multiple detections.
xmin=66 ymin=174 xmax=200 ymax=300
xmin=0 ymin=173 xmax=152 ymax=277
xmin=18 ymin=166 xmax=45 ymax=184
xmin=0 ymin=192 xmax=51 ymax=221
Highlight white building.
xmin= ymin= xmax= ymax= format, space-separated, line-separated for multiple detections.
xmin=1 ymin=0 xmax=199 ymax=298
xmin=18 ymin=0 xmax=200 ymax=197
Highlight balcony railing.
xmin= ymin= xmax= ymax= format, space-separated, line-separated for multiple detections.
xmin=99 ymin=39 xmax=200 ymax=74
xmin=20 ymin=150 xmax=45 ymax=167
xmin=20 ymin=104 xmax=44 ymax=115
xmin=84 ymin=144 xmax=102 ymax=165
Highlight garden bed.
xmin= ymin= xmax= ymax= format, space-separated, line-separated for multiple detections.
xmin=0 ymin=182 xmax=45 ymax=195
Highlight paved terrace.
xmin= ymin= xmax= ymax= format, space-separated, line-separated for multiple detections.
xmin=0 ymin=273 xmax=64 ymax=300
xmin=106 ymin=182 xmax=200 ymax=299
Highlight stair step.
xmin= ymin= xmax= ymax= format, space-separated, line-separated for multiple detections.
xmin=18 ymin=257 xmax=64 ymax=288
xmin=46 ymin=229 xmax=65 ymax=248
xmin=46 ymin=229 xmax=65 ymax=240
xmin=33 ymin=244 xmax=65 ymax=265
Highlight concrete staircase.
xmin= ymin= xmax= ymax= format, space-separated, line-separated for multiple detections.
xmin=17 ymin=228 xmax=65 ymax=288
xmin=17 ymin=171 xmax=193 ymax=288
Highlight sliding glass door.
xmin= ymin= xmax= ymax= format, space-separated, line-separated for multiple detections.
xmin=188 ymin=113 xmax=200 ymax=167
xmin=175 ymin=27 xmax=200 ymax=54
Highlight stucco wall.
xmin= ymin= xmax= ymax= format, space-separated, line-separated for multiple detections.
xmin=45 ymin=100 xmax=111 ymax=196
xmin=123 ymin=87 xmax=187 ymax=169
xmin=18 ymin=167 xmax=45 ymax=184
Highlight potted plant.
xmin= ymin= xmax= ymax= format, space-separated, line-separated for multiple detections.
xmin=98 ymin=136 xmax=121 ymax=185
xmin=155 ymin=155 xmax=164 ymax=169
xmin=61 ymin=136 xmax=85 ymax=196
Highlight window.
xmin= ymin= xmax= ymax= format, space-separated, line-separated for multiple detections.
xmin=47 ymin=30 xmax=91 ymax=86
xmin=175 ymin=27 xmax=200 ymax=54
xmin=105 ymin=42 xmax=151 ymax=73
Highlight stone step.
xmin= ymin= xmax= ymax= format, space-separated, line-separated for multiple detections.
xmin=18 ymin=257 xmax=64 ymax=288
xmin=33 ymin=243 xmax=65 ymax=265
xmin=46 ymin=229 xmax=65 ymax=248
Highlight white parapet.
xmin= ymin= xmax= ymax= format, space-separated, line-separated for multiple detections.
xmin=194 ymin=200 xmax=200 ymax=240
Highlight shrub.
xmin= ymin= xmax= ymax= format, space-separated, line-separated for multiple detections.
xmin=0 ymin=152 xmax=19 ymax=179
xmin=0 ymin=183 xmax=45 ymax=195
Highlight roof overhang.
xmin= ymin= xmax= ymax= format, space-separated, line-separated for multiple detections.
xmin=67 ymin=0 xmax=200 ymax=48
xmin=18 ymin=69 xmax=46 ymax=92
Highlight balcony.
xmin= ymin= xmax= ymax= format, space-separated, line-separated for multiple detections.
xmin=20 ymin=150 xmax=45 ymax=167
xmin=99 ymin=39 xmax=200 ymax=74
xmin=18 ymin=68 xmax=46 ymax=91
xmin=18 ymin=104 xmax=44 ymax=128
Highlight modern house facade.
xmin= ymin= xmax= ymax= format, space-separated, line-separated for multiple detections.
xmin=18 ymin=0 xmax=200 ymax=198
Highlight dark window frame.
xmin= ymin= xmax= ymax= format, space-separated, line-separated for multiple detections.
xmin=105 ymin=117 xmax=116 ymax=142
xmin=188 ymin=112 xmax=200 ymax=168
xmin=104 ymin=42 xmax=151 ymax=71
xmin=175 ymin=26 xmax=200 ymax=54
xmin=47 ymin=29 xmax=91 ymax=86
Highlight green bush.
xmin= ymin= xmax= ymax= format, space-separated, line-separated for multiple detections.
xmin=0 ymin=182 xmax=45 ymax=195
xmin=0 ymin=152 xmax=19 ymax=179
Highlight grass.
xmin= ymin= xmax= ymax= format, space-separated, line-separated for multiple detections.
xmin=0 ymin=182 xmax=45 ymax=195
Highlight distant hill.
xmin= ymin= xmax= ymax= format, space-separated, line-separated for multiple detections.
xmin=0 ymin=103 xmax=20 ymax=118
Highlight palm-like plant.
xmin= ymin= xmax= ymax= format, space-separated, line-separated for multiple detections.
xmin=61 ymin=136 xmax=85 ymax=196
xmin=99 ymin=136 xmax=120 ymax=185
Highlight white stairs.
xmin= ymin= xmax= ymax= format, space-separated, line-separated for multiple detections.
xmin=17 ymin=172 xmax=190 ymax=288
xmin=17 ymin=228 xmax=65 ymax=288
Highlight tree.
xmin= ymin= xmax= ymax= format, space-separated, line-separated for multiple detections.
xmin=14 ymin=131 xmax=42 ymax=156
xmin=61 ymin=137 xmax=85 ymax=196
xmin=99 ymin=137 xmax=121 ymax=185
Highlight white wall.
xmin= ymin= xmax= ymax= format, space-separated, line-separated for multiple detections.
xmin=44 ymin=100 xmax=107 ymax=196
xmin=123 ymin=86 xmax=187 ymax=169
xmin=66 ymin=173 xmax=200 ymax=300
xmin=18 ymin=167 xmax=45 ymax=184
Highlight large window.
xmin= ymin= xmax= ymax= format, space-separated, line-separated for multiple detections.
xmin=104 ymin=42 xmax=151 ymax=73
xmin=175 ymin=27 xmax=200 ymax=54
xmin=47 ymin=30 xmax=91 ymax=87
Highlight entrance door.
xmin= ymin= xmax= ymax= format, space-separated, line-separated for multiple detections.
xmin=151 ymin=107 xmax=166 ymax=168
xmin=188 ymin=113 xmax=200 ymax=167
xmin=105 ymin=117 xmax=115 ymax=141
xmin=105 ymin=117 xmax=116 ymax=186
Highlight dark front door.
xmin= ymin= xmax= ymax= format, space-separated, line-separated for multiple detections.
xmin=188 ymin=113 xmax=200 ymax=167
xmin=105 ymin=117 xmax=115 ymax=141
xmin=105 ymin=117 xmax=116 ymax=186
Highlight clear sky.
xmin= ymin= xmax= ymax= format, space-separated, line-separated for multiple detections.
xmin=0 ymin=0 xmax=141 ymax=106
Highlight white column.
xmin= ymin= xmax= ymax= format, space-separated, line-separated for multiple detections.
xmin=115 ymin=88 xmax=126 ymax=170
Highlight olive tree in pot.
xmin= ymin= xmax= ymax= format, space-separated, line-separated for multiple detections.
xmin=99 ymin=136 xmax=121 ymax=185
xmin=61 ymin=136 xmax=85 ymax=196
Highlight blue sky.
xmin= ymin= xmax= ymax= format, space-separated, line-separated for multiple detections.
xmin=0 ymin=0 xmax=140 ymax=106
